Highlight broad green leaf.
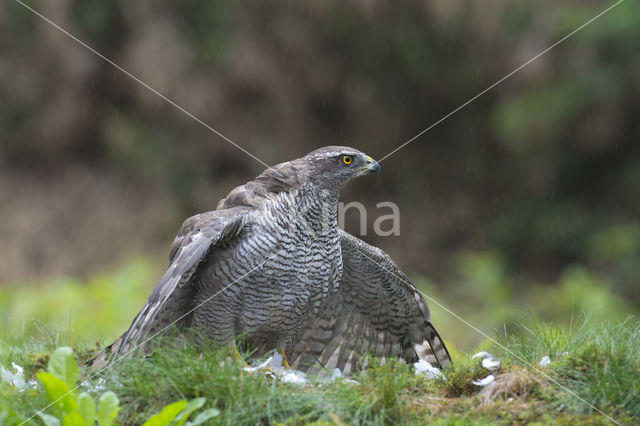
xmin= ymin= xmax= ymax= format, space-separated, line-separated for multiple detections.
xmin=171 ymin=397 xmax=205 ymax=426
xmin=185 ymin=408 xmax=220 ymax=426
xmin=48 ymin=347 xmax=79 ymax=391
xmin=77 ymin=393 xmax=95 ymax=425
xmin=36 ymin=372 xmax=78 ymax=414
xmin=141 ymin=400 xmax=187 ymax=426
xmin=38 ymin=413 xmax=61 ymax=426
xmin=62 ymin=412 xmax=86 ymax=426
xmin=96 ymin=391 xmax=120 ymax=426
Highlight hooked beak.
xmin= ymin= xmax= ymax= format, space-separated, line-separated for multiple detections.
xmin=365 ymin=155 xmax=381 ymax=174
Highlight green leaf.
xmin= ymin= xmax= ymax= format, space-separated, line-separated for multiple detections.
xmin=36 ymin=372 xmax=78 ymax=414
xmin=185 ymin=408 xmax=220 ymax=426
xmin=77 ymin=393 xmax=96 ymax=425
xmin=38 ymin=413 xmax=62 ymax=426
xmin=96 ymin=391 xmax=120 ymax=426
xmin=48 ymin=347 xmax=79 ymax=391
xmin=62 ymin=412 xmax=86 ymax=426
xmin=171 ymin=397 xmax=205 ymax=426
xmin=141 ymin=400 xmax=187 ymax=426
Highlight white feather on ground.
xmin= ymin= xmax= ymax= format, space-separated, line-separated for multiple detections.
xmin=472 ymin=351 xmax=500 ymax=387
xmin=414 ymin=359 xmax=446 ymax=380
xmin=539 ymin=355 xmax=551 ymax=367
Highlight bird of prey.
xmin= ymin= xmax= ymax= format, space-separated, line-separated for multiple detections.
xmin=91 ymin=146 xmax=451 ymax=374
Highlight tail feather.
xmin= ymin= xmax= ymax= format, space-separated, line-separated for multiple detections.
xmin=84 ymin=334 xmax=124 ymax=370
xmin=412 ymin=322 xmax=451 ymax=370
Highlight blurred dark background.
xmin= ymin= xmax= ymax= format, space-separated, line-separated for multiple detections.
xmin=1 ymin=0 xmax=639 ymax=349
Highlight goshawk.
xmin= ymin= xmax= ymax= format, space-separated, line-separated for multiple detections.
xmin=92 ymin=146 xmax=451 ymax=374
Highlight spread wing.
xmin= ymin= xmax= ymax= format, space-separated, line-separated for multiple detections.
xmin=290 ymin=230 xmax=451 ymax=374
xmin=87 ymin=207 xmax=246 ymax=367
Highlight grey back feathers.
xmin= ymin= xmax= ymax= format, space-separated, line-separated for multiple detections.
xmin=89 ymin=146 xmax=451 ymax=373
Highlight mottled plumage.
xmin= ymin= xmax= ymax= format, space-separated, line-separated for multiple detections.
xmin=90 ymin=146 xmax=451 ymax=373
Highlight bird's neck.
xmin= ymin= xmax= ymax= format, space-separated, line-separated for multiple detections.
xmin=294 ymin=184 xmax=339 ymax=230
xmin=264 ymin=184 xmax=340 ymax=237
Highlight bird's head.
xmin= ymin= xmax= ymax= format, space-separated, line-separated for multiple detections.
xmin=217 ymin=146 xmax=380 ymax=210
xmin=302 ymin=146 xmax=380 ymax=192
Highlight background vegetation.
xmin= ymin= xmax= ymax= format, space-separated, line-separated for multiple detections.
xmin=1 ymin=0 xmax=639 ymax=424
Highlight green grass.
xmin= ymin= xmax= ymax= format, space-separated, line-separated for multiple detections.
xmin=2 ymin=257 xmax=638 ymax=424
xmin=2 ymin=316 xmax=638 ymax=425
xmin=501 ymin=317 xmax=640 ymax=420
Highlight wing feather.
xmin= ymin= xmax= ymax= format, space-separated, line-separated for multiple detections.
xmin=291 ymin=230 xmax=451 ymax=373
xmin=88 ymin=208 xmax=246 ymax=367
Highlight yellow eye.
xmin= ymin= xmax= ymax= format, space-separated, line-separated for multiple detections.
xmin=342 ymin=155 xmax=353 ymax=165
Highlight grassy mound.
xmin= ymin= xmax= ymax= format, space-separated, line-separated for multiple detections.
xmin=1 ymin=316 xmax=638 ymax=425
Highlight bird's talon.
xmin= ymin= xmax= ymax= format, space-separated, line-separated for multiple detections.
xmin=279 ymin=347 xmax=291 ymax=369
xmin=230 ymin=346 xmax=249 ymax=367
